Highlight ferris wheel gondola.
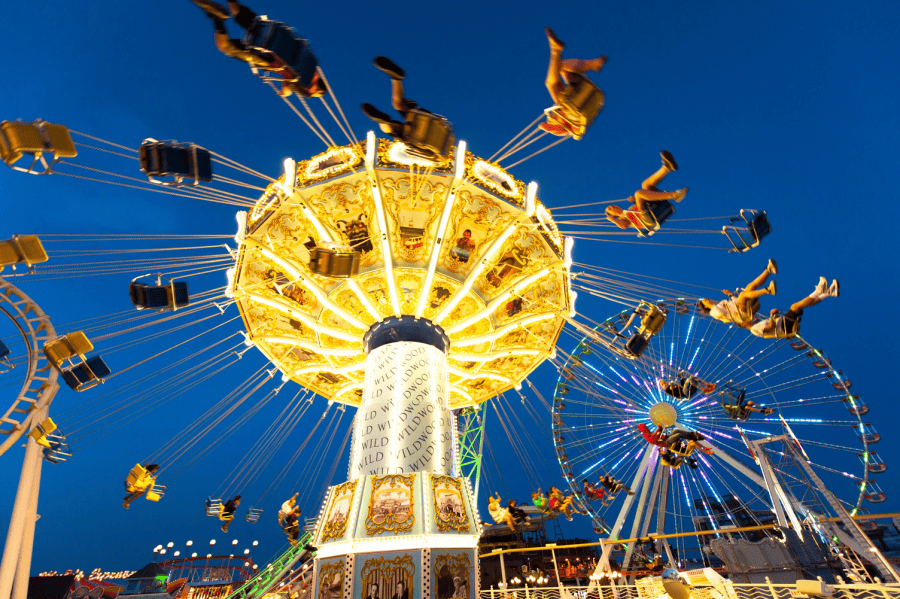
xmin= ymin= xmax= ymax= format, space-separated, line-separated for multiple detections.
xmin=551 ymin=298 xmax=885 ymax=571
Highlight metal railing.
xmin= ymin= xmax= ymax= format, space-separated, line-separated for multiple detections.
xmin=480 ymin=581 xmax=900 ymax=599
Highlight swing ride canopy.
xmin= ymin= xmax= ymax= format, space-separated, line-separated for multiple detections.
xmin=229 ymin=137 xmax=574 ymax=408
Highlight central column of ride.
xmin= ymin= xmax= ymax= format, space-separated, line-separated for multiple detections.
xmin=348 ymin=319 xmax=454 ymax=479
xmin=312 ymin=317 xmax=481 ymax=599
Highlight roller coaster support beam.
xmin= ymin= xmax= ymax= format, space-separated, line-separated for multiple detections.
xmin=0 ymin=416 xmax=45 ymax=599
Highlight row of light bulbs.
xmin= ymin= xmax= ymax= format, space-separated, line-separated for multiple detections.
xmin=152 ymin=540 xmax=259 ymax=558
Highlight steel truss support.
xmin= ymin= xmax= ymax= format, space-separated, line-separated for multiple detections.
xmin=456 ymin=404 xmax=488 ymax=506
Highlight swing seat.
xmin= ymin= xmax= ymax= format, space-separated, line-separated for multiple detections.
xmin=61 ymin=355 xmax=111 ymax=391
xmin=0 ymin=120 xmax=77 ymax=174
xmin=129 ymin=280 xmax=190 ymax=311
xmin=625 ymin=200 xmax=675 ymax=237
xmin=206 ymin=497 xmax=223 ymax=516
xmin=400 ymin=109 xmax=455 ymax=162
xmin=243 ymin=20 xmax=322 ymax=97
xmin=625 ymin=333 xmax=650 ymax=357
xmin=637 ymin=304 xmax=667 ymax=336
xmin=309 ymin=247 xmax=361 ymax=278
xmin=246 ymin=507 xmax=263 ymax=523
xmin=549 ymin=74 xmax=605 ymax=141
xmin=28 ymin=418 xmax=58 ymax=448
xmin=864 ymin=493 xmax=885 ymax=503
xmin=44 ymin=331 xmax=94 ymax=366
xmin=139 ymin=140 xmax=213 ymax=187
xmin=0 ymin=339 xmax=9 ymax=361
xmin=147 ymin=485 xmax=165 ymax=502
xmin=0 ymin=235 xmax=49 ymax=271
xmin=43 ymin=431 xmax=72 ymax=464
xmin=723 ymin=209 xmax=771 ymax=253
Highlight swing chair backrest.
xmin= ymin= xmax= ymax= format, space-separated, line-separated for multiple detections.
xmin=400 ymin=110 xmax=456 ymax=163
xmin=0 ymin=120 xmax=77 ymax=173
xmin=625 ymin=333 xmax=650 ymax=358
xmin=309 ymin=247 xmax=361 ymax=278
xmin=61 ymin=355 xmax=111 ymax=391
xmin=139 ymin=140 xmax=213 ymax=187
xmin=206 ymin=497 xmax=224 ymax=516
xmin=246 ymin=508 xmax=263 ymax=523
xmin=130 ymin=280 xmax=190 ymax=311
xmin=637 ymin=304 xmax=667 ymax=336
xmin=556 ymin=74 xmax=605 ymax=139
xmin=44 ymin=332 xmax=94 ymax=367
xmin=0 ymin=339 xmax=9 ymax=361
xmin=0 ymin=235 xmax=49 ymax=270
xmin=243 ymin=20 xmax=319 ymax=88
xmin=723 ymin=209 xmax=772 ymax=253
xmin=624 ymin=200 xmax=675 ymax=237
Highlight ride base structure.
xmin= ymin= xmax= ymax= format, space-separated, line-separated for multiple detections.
xmin=228 ymin=134 xmax=574 ymax=599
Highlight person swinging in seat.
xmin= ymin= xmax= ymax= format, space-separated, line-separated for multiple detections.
xmin=749 ymin=276 xmax=839 ymax=339
xmin=360 ymin=57 xmax=455 ymax=161
xmin=488 ymin=492 xmax=517 ymax=532
xmin=665 ymin=429 xmax=713 ymax=457
xmin=605 ymin=152 xmax=688 ymax=231
xmin=698 ymin=259 xmax=778 ymax=329
xmin=720 ymin=385 xmax=775 ymax=418
xmin=658 ymin=371 xmax=716 ymax=401
xmin=541 ymin=28 xmax=607 ymax=138
xmin=123 ymin=463 xmax=159 ymax=509
xmin=191 ymin=0 xmax=325 ymax=98
xmin=582 ymin=479 xmax=609 ymax=506
xmin=219 ymin=495 xmax=241 ymax=533
xmin=278 ymin=491 xmax=302 ymax=545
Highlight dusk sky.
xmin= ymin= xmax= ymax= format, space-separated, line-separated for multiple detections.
xmin=1 ymin=0 xmax=898 ymax=575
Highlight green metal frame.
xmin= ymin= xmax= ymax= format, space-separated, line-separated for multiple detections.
xmin=223 ymin=532 xmax=314 ymax=599
xmin=456 ymin=403 xmax=488 ymax=505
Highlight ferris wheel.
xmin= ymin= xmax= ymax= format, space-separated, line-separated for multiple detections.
xmin=550 ymin=298 xmax=885 ymax=571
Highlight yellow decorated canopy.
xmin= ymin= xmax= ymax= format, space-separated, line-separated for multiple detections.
xmin=229 ymin=134 xmax=573 ymax=408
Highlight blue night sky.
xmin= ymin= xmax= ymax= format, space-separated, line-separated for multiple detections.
xmin=1 ymin=0 xmax=898 ymax=575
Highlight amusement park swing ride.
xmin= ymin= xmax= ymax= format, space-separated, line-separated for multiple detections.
xmin=0 ymin=8 xmax=897 ymax=599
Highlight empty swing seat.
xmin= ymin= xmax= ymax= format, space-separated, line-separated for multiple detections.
xmin=243 ymin=19 xmax=322 ymax=96
xmin=44 ymin=331 xmax=94 ymax=366
xmin=45 ymin=332 xmax=110 ymax=391
xmin=0 ymin=235 xmax=49 ymax=271
xmin=548 ymin=74 xmax=605 ymax=140
xmin=206 ymin=497 xmax=223 ymax=516
xmin=61 ymin=355 xmax=111 ymax=391
xmin=625 ymin=333 xmax=650 ymax=357
xmin=246 ymin=507 xmax=263 ymax=523
xmin=400 ymin=109 xmax=455 ymax=162
xmin=0 ymin=120 xmax=77 ymax=173
xmin=723 ymin=209 xmax=771 ymax=253
xmin=130 ymin=280 xmax=190 ymax=310
xmin=139 ymin=140 xmax=213 ymax=187
xmin=309 ymin=247 xmax=361 ymax=278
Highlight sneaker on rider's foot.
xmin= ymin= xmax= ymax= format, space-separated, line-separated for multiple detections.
xmin=767 ymin=258 xmax=778 ymax=274
xmin=829 ymin=279 xmax=840 ymax=297
xmin=221 ymin=524 xmax=228 ymax=533
xmin=814 ymin=276 xmax=829 ymax=296
xmin=766 ymin=281 xmax=776 ymax=295
xmin=123 ymin=502 xmax=130 ymax=509
xmin=373 ymin=56 xmax=405 ymax=80
xmin=545 ymin=28 xmax=565 ymax=51
xmin=762 ymin=407 xmax=775 ymax=415
xmin=661 ymin=151 xmax=678 ymax=171
xmin=673 ymin=187 xmax=689 ymax=202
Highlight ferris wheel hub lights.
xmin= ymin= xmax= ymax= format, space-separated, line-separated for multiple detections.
xmin=649 ymin=402 xmax=678 ymax=427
